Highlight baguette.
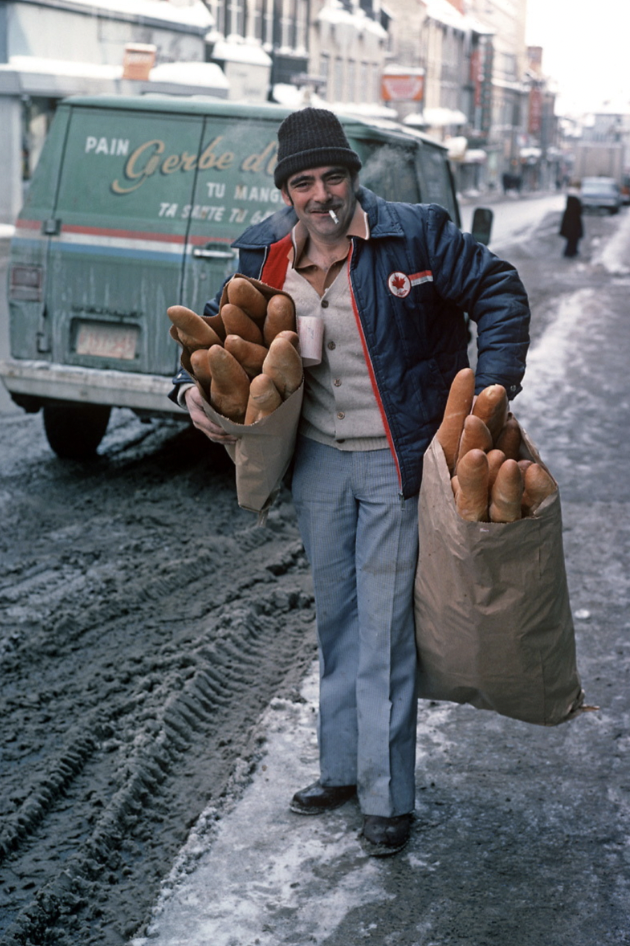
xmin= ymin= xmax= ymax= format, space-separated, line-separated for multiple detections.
xmin=275 ymin=329 xmax=300 ymax=350
xmin=495 ymin=415 xmax=522 ymax=461
xmin=489 ymin=459 xmax=523 ymax=523
xmin=455 ymin=448 xmax=490 ymax=522
xmin=472 ymin=384 xmax=509 ymax=443
xmin=457 ymin=414 xmax=493 ymax=461
xmin=167 ymin=305 xmax=222 ymax=350
xmin=262 ymin=336 xmax=303 ymax=399
xmin=244 ymin=373 xmax=283 ymax=424
xmin=263 ymin=294 xmax=296 ymax=345
xmin=226 ymin=277 xmax=268 ymax=321
xmin=487 ymin=449 xmax=506 ymax=489
xmin=207 ymin=345 xmax=251 ymax=423
xmin=224 ymin=334 xmax=267 ymax=378
xmin=435 ymin=368 xmax=475 ymax=473
xmin=205 ymin=311 xmax=226 ymax=342
xmin=522 ymin=463 xmax=556 ymax=516
xmin=189 ymin=348 xmax=212 ymax=395
xmin=221 ymin=304 xmax=264 ymax=345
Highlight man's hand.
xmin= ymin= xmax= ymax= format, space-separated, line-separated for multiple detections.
xmin=184 ymin=385 xmax=239 ymax=444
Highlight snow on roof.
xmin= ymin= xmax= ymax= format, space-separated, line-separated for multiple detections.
xmin=425 ymin=0 xmax=467 ymax=30
xmin=211 ymin=39 xmax=272 ymax=67
xmin=4 ymin=56 xmax=121 ymax=80
xmin=317 ymin=1 xmax=388 ymax=39
xmin=150 ymin=61 xmax=229 ymax=88
xmin=41 ymin=0 xmax=213 ymax=30
xmin=1 ymin=55 xmax=229 ymax=91
xmin=420 ymin=107 xmax=467 ymax=126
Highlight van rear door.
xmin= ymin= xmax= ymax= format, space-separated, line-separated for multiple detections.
xmin=44 ymin=102 xmax=204 ymax=378
xmin=181 ymin=114 xmax=282 ymax=313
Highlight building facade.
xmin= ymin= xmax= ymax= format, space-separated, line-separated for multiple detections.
xmin=0 ymin=0 xmax=223 ymax=223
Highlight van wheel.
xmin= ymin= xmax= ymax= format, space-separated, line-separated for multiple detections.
xmin=43 ymin=402 xmax=112 ymax=459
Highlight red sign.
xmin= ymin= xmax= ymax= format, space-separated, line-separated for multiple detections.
xmin=529 ymin=87 xmax=543 ymax=134
xmin=381 ymin=73 xmax=425 ymax=102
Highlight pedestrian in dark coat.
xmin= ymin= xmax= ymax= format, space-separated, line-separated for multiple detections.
xmin=560 ymin=193 xmax=583 ymax=257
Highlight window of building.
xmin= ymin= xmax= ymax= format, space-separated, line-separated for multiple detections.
xmin=320 ymin=52 xmax=330 ymax=99
xmin=227 ymin=0 xmax=245 ymax=36
xmin=334 ymin=56 xmax=344 ymax=102
xmin=348 ymin=59 xmax=356 ymax=102
xmin=208 ymin=0 xmax=226 ymax=36
xmin=295 ymin=0 xmax=308 ymax=51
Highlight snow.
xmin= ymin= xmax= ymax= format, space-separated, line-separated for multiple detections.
xmin=150 ymin=61 xmax=229 ymax=89
xmin=425 ymin=0 xmax=468 ymax=31
xmin=591 ymin=205 xmax=630 ymax=275
xmin=211 ymin=39 xmax=272 ymax=67
xmin=422 ymin=106 xmax=467 ymax=127
xmin=4 ymin=56 xmax=122 ymax=80
xmin=129 ymin=662 xmax=457 ymax=946
xmin=316 ymin=1 xmax=388 ymax=39
xmin=2 ymin=55 xmax=229 ymax=90
xmin=35 ymin=0 xmax=213 ymax=29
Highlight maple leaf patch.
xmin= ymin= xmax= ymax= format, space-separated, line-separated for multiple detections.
xmin=387 ymin=271 xmax=411 ymax=298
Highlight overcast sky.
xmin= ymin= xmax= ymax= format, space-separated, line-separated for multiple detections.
xmin=525 ymin=0 xmax=630 ymax=115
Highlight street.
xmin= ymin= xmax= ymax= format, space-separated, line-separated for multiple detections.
xmin=1 ymin=195 xmax=629 ymax=946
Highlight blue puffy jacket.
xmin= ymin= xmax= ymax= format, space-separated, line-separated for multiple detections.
xmin=173 ymin=187 xmax=530 ymax=498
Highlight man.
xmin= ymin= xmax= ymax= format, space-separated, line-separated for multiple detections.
xmin=172 ymin=108 xmax=530 ymax=857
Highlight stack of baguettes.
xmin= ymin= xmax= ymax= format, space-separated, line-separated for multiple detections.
xmin=436 ymin=368 xmax=556 ymax=523
xmin=168 ymin=277 xmax=303 ymax=426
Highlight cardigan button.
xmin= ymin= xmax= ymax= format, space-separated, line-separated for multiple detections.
xmin=321 ymin=299 xmax=329 ymax=308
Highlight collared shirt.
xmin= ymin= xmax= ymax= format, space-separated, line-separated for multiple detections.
xmin=288 ymin=202 xmax=370 ymax=296
xmin=280 ymin=202 xmax=387 ymax=451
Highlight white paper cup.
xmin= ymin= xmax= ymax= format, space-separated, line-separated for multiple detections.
xmin=297 ymin=315 xmax=324 ymax=366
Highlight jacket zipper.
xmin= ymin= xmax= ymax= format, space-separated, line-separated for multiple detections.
xmin=346 ymin=241 xmax=403 ymax=493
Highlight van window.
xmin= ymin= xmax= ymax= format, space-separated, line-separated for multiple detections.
xmin=357 ymin=144 xmax=420 ymax=204
xmin=415 ymin=143 xmax=459 ymax=223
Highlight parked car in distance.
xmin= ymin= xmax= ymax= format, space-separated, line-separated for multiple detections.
xmin=580 ymin=176 xmax=622 ymax=214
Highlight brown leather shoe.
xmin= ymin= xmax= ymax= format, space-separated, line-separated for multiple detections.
xmin=290 ymin=780 xmax=357 ymax=815
xmin=360 ymin=813 xmax=412 ymax=856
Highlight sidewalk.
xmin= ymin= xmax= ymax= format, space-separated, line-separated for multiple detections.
xmin=130 ymin=220 xmax=630 ymax=946
xmin=458 ymin=186 xmax=561 ymax=207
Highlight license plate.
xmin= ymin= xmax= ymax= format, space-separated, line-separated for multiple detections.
xmin=75 ymin=322 xmax=139 ymax=360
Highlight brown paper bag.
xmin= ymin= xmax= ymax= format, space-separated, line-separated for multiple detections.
xmin=414 ymin=429 xmax=585 ymax=726
xmin=199 ymin=381 xmax=303 ymax=518
xmin=172 ymin=275 xmax=302 ymax=520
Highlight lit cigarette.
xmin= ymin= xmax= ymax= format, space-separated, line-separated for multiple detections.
xmin=329 ymin=209 xmax=339 ymax=224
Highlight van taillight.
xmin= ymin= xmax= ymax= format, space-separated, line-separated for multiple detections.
xmin=10 ymin=265 xmax=44 ymax=302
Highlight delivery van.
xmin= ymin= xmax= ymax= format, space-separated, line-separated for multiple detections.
xmin=2 ymin=95 xmax=479 ymax=458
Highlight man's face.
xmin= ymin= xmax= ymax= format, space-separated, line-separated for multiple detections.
xmin=281 ymin=166 xmax=357 ymax=240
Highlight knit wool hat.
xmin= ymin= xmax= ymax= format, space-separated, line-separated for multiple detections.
xmin=274 ymin=107 xmax=362 ymax=189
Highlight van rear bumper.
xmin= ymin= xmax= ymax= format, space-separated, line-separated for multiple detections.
xmin=0 ymin=358 xmax=182 ymax=414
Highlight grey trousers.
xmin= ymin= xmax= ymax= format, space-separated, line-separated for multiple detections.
xmin=292 ymin=436 xmax=419 ymax=817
